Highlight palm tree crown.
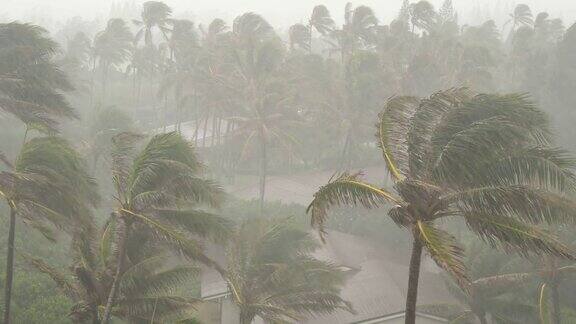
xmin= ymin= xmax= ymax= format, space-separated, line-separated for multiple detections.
xmin=226 ymin=218 xmax=353 ymax=324
xmin=0 ymin=22 xmax=76 ymax=131
xmin=308 ymin=88 xmax=576 ymax=324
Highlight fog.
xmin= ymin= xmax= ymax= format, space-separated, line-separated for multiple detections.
xmin=1 ymin=0 xmax=576 ymax=323
xmin=4 ymin=0 xmax=576 ymax=30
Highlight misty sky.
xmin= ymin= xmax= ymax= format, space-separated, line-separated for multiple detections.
xmin=2 ymin=0 xmax=576 ymax=31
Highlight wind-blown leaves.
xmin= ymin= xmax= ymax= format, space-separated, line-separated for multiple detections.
xmin=0 ymin=22 xmax=76 ymax=131
xmin=226 ymin=218 xmax=353 ymax=323
xmin=463 ymin=212 xmax=574 ymax=259
xmin=416 ymin=221 xmax=468 ymax=288
xmin=309 ymin=88 xmax=576 ymax=322
xmin=98 ymin=131 xmax=231 ymax=322
xmin=376 ymin=96 xmax=420 ymax=180
xmin=307 ymin=172 xmax=399 ymax=238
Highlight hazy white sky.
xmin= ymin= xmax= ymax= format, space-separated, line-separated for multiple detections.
xmin=2 ymin=0 xmax=576 ymax=31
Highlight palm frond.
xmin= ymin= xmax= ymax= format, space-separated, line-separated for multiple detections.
xmin=376 ymin=96 xmax=420 ymax=180
xmin=450 ymin=185 xmax=576 ymax=225
xmin=416 ymin=221 xmax=468 ymax=288
xmin=22 ymin=253 xmax=79 ymax=300
xmin=407 ymin=88 xmax=473 ymax=179
xmin=539 ymin=283 xmax=551 ymax=324
xmin=463 ymin=212 xmax=574 ymax=259
xmin=127 ymin=132 xmax=201 ymax=202
xmin=307 ymin=172 xmax=400 ymax=239
xmin=120 ymin=209 xmax=221 ymax=271
xmin=472 ymin=272 xmax=531 ymax=297
xmin=152 ymin=209 xmax=232 ymax=243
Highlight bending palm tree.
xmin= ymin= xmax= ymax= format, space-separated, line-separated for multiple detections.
xmin=504 ymin=4 xmax=533 ymax=41
xmin=101 ymin=131 xmax=231 ymax=323
xmin=308 ymin=88 xmax=576 ymax=324
xmin=0 ymin=137 xmax=99 ymax=324
xmin=289 ymin=5 xmax=334 ymax=53
xmin=0 ymin=22 xmax=76 ymax=131
xmin=226 ymin=218 xmax=353 ymax=324
xmin=223 ymin=13 xmax=297 ymax=214
xmin=26 ymin=219 xmax=202 ymax=323
xmin=329 ymin=3 xmax=378 ymax=63
xmin=0 ymin=22 xmax=91 ymax=324
xmin=133 ymin=1 xmax=173 ymax=47
xmin=92 ymin=19 xmax=133 ymax=103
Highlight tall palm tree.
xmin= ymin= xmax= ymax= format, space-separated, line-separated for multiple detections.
xmin=288 ymin=5 xmax=334 ymax=54
xmin=220 ymin=13 xmax=296 ymax=214
xmin=409 ymin=1 xmax=438 ymax=34
xmin=0 ymin=22 xmax=76 ymax=132
xmin=83 ymin=106 xmax=136 ymax=172
xmin=25 ymin=219 xmax=202 ymax=323
xmin=505 ymin=4 xmax=533 ymax=41
xmin=307 ymin=88 xmax=576 ymax=324
xmin=0 ymin=22 xmax=91 ymax=324
xmin=92 ymin=19 xmax=133 ymax=103
xmin=101 ymin=131 xmax=231 ymax=323
xmin=0 ymin=137 xmax=99 ymax=324
xmin=329 ymin=3 xmax=378 ymax=63
xmin=167 ymin=19 xmax=199 ymax=64
xmin=226 ymin=218 xmax=353 ymax=324
xmin=133 ymin=1 xmax=173 ymax=47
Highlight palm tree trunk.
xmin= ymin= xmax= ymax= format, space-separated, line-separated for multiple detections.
xmin=479 ymin=315 xmax=488 ymax=324
xmin=101 ymin=216 xmax=127 ymax=324
xmin=202 ymin=116 xmax=209 ymax=148
xmin=339 ymin=129 xmax=352 ymax=170
xmin=258 ymin=128 xmax=267 ymax=216
xmin=551 ymin=281 xmax=561 ymax=324
xmin=132 ymin=67 xmax=137 ymax=105
xmin=101 ymin=63 xmax=109 ymax=106
xmin=162 ymin=94 xmax=168 ymax=133
xmin=309 ymin=24 xmax=313 ymax=54
xmin=90 ymin=303 xmax=99 ymax=324
xmin=405 ymin=238 xmax=423 ymax=324
xmin=3 ymin=205 xmax=17 ymax=324
xmin=239 ymin=309 xmax=255 ymax=324
xmin=90 ymin=57 xmax=97 ymax=107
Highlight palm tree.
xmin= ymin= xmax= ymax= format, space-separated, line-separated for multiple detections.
xmin=289 ymin=5 xmax=334 ymax=54
xmin=83 ymin=106 xmax=136 ymax=172
xmin=306 ymin=5 xmax=335 ymax=53
xmin=101 ymin=131 xmax=231 ymax=323
xmin=0 ymin=22 xmax=76 ymax=132
xmin=167 ymin=19 xmax=199 ymax=64
xmin=422 ymin=244 xmax=534 ymax=324
xmin=225 ymin=218 xmax=353 ymax=324
xmin=512 ymin=231 xmax=576 ymax=324
xmin=0 ymin=137 xmax=99 ymax=324
xmin=329 ymin=3 xmax=378 ymax=63
xmin=218 ymin=13 xmax=297 ymax=214
xmin=133 ymin=1 xmax=173 ymax=47
xmin=158 ymin=19 xmax=200 ymax=130
xmin=0 ymin=22 xmax=92 ymax=323
xmin=409 ymin=1 xmax=438 ymax=34
xmin=307 ymin=88 xmax=576 ymax=324
xmin=25 ymin=219 xmax=202 ymax=323
xmin=505 ymin=4 xmax=533 ymax=41
xmin=92 ymin=19 xmax=133 ymax=103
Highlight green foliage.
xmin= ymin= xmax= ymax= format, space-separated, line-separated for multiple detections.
xmin=225 ymin=217 xmax=353 ymax=323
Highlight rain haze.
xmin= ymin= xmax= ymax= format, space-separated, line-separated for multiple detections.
xmin=1 ymin=0 xmax=576 ymax=323
xmin=4 ymin=0 xmax=576 ymax=28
